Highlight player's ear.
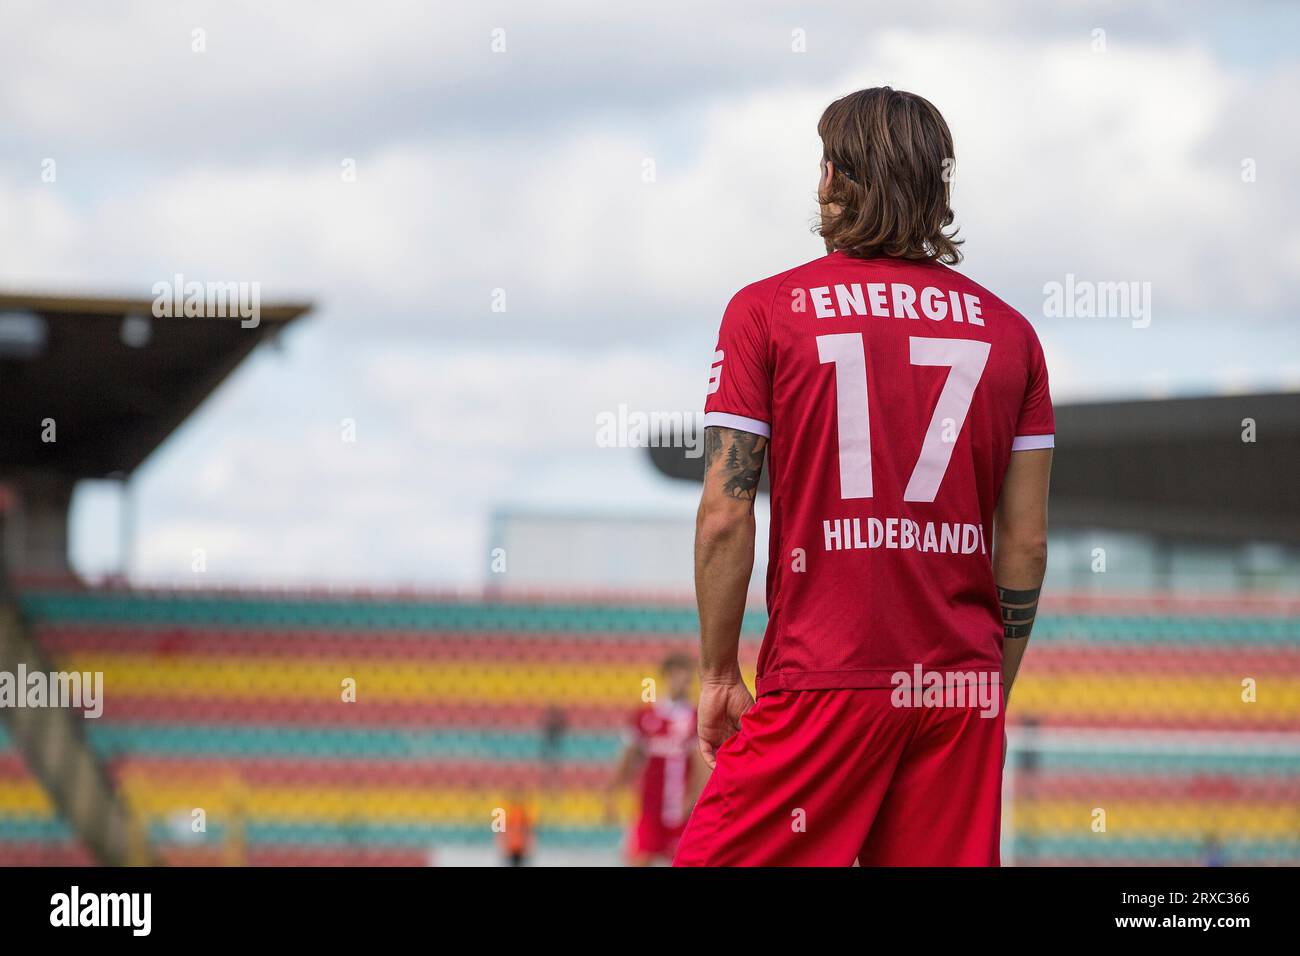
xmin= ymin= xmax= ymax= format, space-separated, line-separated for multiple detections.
xmin=819 ymin=159 xmax=834 ymax=201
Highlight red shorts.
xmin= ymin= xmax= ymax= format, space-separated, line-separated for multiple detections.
xmin=673 ymin=687 xmax=1004 ymax=866
xmin=629 ymin=814 xmax=686 ymax=859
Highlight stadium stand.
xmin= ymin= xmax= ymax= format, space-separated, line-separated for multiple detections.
xmin=0 ymin=724 xmax=96 ymax=866
xmin=0 ymin=296 xmax=1292 ymax=866
xmin=1 ymin=584 xmax=1296 ymax=866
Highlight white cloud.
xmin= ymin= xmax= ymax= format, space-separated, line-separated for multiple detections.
xmin=17 ymin=6 xmax=1297 ymax=586
xmin=5 ymin=27 xmax=1295 ymax=332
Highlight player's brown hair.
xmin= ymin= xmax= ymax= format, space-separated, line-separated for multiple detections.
xmin=816 ymin=87 xmax=962 ymax=264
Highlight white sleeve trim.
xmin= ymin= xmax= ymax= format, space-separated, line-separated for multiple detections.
xmin=703 ymin=411 xmax=771 ymax=438
xmin=1012 ymin=433 xmax=1054 ymax=451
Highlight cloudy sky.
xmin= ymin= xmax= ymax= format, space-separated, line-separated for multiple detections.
xmin=1 ymin=1 xmax=1296 ymax=586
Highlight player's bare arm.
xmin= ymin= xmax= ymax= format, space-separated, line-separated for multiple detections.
xmin=703 ymin=427 xmax=767 ymax=501
xmin=693 ymin=425 xmax=765 ymax=767
xmin=993 ymin=447 xmax=1052 ymax=707
xmin=604 ymin=740 xmax=643 ymax=823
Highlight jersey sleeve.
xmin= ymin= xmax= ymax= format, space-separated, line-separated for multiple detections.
xmin=1012 ymin=329 xmax=1055 ymax=450
xmin=703 ymin=285 xmax=772 ymax=437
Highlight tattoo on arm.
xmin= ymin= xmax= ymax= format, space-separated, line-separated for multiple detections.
xmin=703 ymin=427 xmax=767 ymax=503
xmin=998 ymin=585 xmax=1041 ymax=640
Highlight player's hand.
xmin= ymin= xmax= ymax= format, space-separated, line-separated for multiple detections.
xmin=696 ymin=673 xmax=754 ymax=769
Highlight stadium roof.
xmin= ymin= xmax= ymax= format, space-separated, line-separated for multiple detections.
xmin=0 ymin=292 xmax=311 ymax=478
xmin=648 ymin=391 xmax=1300 ymax=545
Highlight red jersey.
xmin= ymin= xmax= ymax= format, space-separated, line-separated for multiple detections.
xmin=627 ymin=700 xmax=697 ymax=828
xmin=703 ymin=252 xmax=1054 ymax=695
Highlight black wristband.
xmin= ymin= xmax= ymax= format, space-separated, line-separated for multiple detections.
xmin=998 ymin=585 xmax=1041 ymax=640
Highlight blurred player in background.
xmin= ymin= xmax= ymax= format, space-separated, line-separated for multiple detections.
xmin=606 ymin=653 xmax=708 ymax=865
xmin=498 ymin=787 xmax=536 ymax=866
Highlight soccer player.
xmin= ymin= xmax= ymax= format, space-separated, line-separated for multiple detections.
xmin=674 ymin=88 xmax=1053 ymax=867
xmin=606 ymin=653 xmax=707 ymax=865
